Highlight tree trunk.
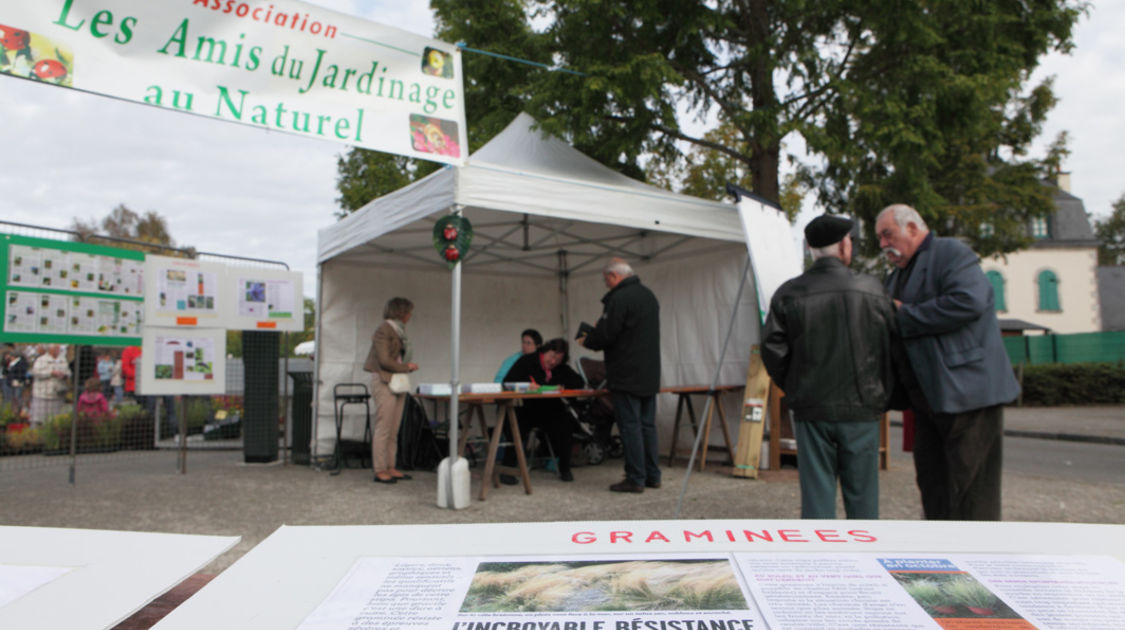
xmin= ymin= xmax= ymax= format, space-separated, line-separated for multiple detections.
xmin=746 ymin=0 xmax=781 ymax=205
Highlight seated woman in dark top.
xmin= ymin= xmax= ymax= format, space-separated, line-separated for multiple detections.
xmin=502 ymin=337 xmax=585 ymax=482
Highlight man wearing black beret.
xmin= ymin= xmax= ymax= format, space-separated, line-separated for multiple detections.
xmin=762 ymin=214 xmax=898 ymax=519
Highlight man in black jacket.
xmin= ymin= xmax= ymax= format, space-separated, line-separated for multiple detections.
xmin=762 ymin=215 xmax=897 ymax=518
xmin=580 ymin=258 xmax=661 ymax=493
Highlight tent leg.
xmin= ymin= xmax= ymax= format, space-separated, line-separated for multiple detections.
xmin=674 ymin=256 xmax=753 ymax=518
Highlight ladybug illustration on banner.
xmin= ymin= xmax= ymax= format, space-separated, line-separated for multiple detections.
xmin=433 ymin=214 xmax=473 ymax=269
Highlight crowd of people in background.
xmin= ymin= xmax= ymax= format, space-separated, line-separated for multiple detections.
xmin=1 ymin=344 xmax=129 ymax=424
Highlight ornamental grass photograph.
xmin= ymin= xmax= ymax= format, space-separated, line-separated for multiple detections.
xmin=893 ymin=572 xmax=1025 ymax=621
xmin=460 ymin=559 xmax=747 ymax=613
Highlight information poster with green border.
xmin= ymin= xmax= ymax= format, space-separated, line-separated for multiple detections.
xmin=0 ymin=233 xmax=145 ymax=346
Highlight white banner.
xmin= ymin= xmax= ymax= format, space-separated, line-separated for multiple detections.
xmin=0 ymin=1 xmax=466 ymax=164
xmin=736 ymin=198 xmax=803 ymax=323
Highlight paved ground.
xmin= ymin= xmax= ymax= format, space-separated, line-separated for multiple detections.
xmin=1 ymin=405 xmax=1122 ymax=575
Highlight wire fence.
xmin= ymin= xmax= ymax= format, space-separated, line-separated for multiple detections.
xmin=0 ymin=220 xmax=307 ymax=482
xmin=1004 ymin=331 xmax=1125 ymax=365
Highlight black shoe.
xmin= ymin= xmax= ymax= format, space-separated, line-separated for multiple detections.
xmin=373 ymin=475 xmax=397 ymax=484
xmin=499 ymin=473 xmax=519 ymax=485
xmin=610 ymin=479 xmax=643 ymax=493
xmin=559 ymin=470 xmax=574 ymax=482
xmin=645 ymin=480 xmax=661 ymax=489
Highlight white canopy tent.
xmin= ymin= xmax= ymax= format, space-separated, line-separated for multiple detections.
xmin=313 ymin=113 xmax=764 ymax=460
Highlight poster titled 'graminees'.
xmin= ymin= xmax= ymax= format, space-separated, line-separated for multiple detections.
xmin=0 ymin=0 xmax=467 ymax=164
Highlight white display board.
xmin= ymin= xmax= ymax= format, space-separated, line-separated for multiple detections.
xmin=144 ymin=255 xmax=226 ymax=328
xmin=152 ymin=520 xmax=1125 ymax=630
xmin=0 ymin=526 xmax=237 ymax=630
xmin=138 ymin=327 xmax=227 ymax=395
xmin=145 ymin=255 xmax=304 ymax=332
xmin=224 ymin=267 xmax=305 ymax=332
xmin=737 ymin=198 xmax=803 ymax=323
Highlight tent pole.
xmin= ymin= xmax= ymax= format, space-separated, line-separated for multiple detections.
xmin=446 ymin=232 xmax=463 ymax=506
xmin=674 ymin=256 xmax=752 ymax=518
xmin=558 ymin=250 xmax=570 ymax=338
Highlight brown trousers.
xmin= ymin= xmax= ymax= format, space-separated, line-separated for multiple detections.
xmin=370 ymin=373 xmax=405 ymax=474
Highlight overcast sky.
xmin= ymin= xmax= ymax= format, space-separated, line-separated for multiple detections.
xmin=1 ymin=1 xmax=1120 ymax=300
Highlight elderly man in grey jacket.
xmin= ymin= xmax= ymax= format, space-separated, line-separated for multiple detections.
xmin=876 ymin=204 xmax=1019 ymax=521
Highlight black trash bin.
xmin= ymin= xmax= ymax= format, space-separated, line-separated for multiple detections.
xmin=244 ymin=331 xmax=279 ymax=463
xmin=289 ymin=371 xmax=314 ymax=465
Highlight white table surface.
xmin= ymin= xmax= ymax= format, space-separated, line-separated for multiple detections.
xmin=0 ymin=526 xmax=238 ymax=630
xmin=152 ymin=519 xmax=1125 ymax=629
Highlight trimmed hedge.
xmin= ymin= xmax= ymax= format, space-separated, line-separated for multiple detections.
xmin=1019 ymin=362 xmax=1125 ymax=406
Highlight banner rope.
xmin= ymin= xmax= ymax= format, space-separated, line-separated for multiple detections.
xmin=456 ymin=42 xmax=587 ymax=76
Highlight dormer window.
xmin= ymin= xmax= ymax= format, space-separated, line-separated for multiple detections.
xmin=1031 ymin=216 xmax=1050 ymax=239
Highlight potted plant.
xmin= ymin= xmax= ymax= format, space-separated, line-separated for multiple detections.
xmin=5 ymin=425 xmax=42 ymax=454
xmin=117 ymin=402 xmax=154 ymax=450
xmin=40 ymin=409 xmax=123 ymax=454
xmin=40 ymin=411 xmax=74 ymax=454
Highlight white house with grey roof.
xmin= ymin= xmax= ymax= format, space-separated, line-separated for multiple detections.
xmin=980 ymin=174 xmax=1102 ymax=334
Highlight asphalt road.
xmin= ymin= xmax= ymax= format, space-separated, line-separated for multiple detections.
xmin=885 ymin=426 xmax=1125 ymax=486
xmin=1001 ymin=433 xmax=1125 ymax=486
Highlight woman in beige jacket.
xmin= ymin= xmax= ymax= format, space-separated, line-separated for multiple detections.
xmin=363 ymin=297 xmax=419 ymax=484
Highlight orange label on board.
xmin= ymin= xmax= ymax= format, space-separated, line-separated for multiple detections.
xmin=256 ymin=321 xmax=278 ymax=329
xmin=176 ymin=317 xmax=198 ymax=326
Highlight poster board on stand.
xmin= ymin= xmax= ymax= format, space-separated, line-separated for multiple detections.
xmin=144 ymin=255 xmax=225 ymax=328
xmin=0 ymin=233 xmax=144 ymax=345
xmin=224 ymin=268 xmax=304 ymax=332
xmin=138 ymin=327 xmax=226 ymax=395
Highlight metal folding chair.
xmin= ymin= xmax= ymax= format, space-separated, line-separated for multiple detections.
xmin=331 ymin=383 xmax=371 ymax=475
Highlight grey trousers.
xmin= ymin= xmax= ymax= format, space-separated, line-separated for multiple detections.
xmin=794 ymin=419 xmax=880 ymax=519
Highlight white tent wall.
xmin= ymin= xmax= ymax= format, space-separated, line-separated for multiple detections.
xmin=316 ymin=259 xmax=574 ymax=453
xmin=565 ymin=245 xmax=760 ymax=459
xmin=314 ymin=243 xmax=760 ymax=462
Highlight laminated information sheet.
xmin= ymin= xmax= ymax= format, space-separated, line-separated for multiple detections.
xmin=150 ymin=521 xmax=1125 ymax=630
xmin=297 ymin=552 xmax=1125 ymax=630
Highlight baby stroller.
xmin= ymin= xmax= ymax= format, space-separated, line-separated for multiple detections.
xmin=567 ymin=357 xmax=623 ymax=465
xmin=522 ymin=357 xmax=622 ymax=470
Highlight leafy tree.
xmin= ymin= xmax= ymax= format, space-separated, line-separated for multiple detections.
xmin=421 ymin=0 xmax=1082 ymax=258
xmin=335 ymin=152 xmax=441 ymax=215
xmin=71 ymin=204 xmax=192 ymax=256
xmin=334 ymin=0 xmax=545 ymax=213
xmin=1095 ymin=195 xmax=1125 ymax=266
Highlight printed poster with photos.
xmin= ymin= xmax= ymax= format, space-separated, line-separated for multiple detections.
xmin=144 ymin=255 xmax=223 ymax=326
xmin=295 ymin=551 xmax=1125 ymax=630
xmin=7 ymin=243 xmax=143 ymax=296
xmin=4 ymin=291 xmax=142 ymax=338
xmin=0 ymin=233 xmax=144 ymax=344
xmin=138 ymin=327 xmax=226 ymax=395
xmin=230 ymin=269 xmax=304 ymax=331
